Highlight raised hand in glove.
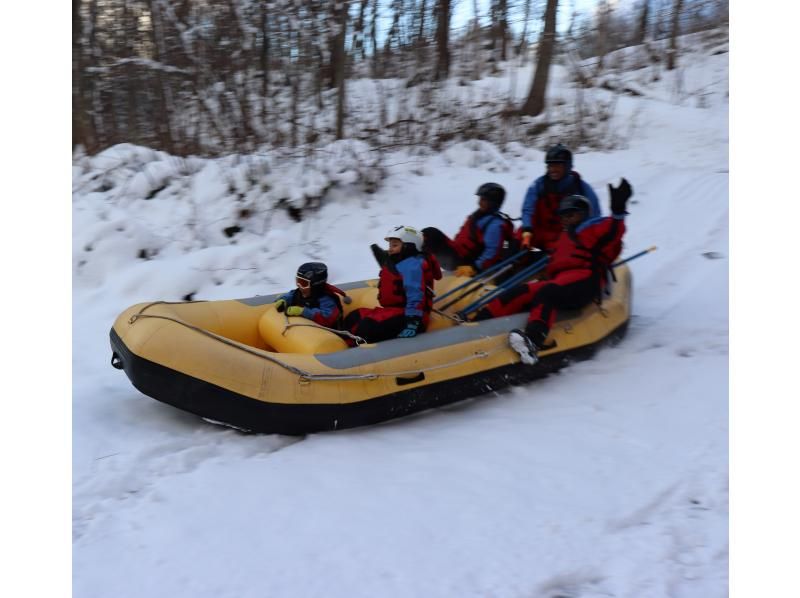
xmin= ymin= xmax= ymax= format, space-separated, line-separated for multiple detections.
xmin=609 ymin=178 xmax=633 ymax=215
xmin=370 ymin=243 xmax=389 ymax=267
xmin=275 ymin=298 xmax=287 ymax=312
xmin=455 ymin=265 xmax=477 ymax=277
xmin=520 ymin=231 xmax=533 ymax=249
xmin=285 ymin=306 xmax=305 ymax=317
xmin=397 ymin=317 xmax=420 ymax=338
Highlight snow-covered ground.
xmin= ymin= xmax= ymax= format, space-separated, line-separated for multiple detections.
xmin=32 ymin=29 xmax=744 ymax=597
xmin=67 ymin=42 xmax=734 ymax=597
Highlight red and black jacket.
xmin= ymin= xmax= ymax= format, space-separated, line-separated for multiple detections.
xmin=524 ymin=173 xmax=585 ymax=252
xmin=547 ymin=215 xmax=626 ymax=290
xmin=452 ymin=210 xmax=514 ymax=270
xmin=377 ymin=252 xmax=442 ymax=326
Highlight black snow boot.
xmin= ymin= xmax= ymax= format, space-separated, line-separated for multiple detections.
xmin=524 ymin=320 xmax=549 ymax=349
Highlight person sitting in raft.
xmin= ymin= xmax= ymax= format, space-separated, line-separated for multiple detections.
xmin=343 ymin=226 xmax=442 ymax=343
xmin=517 ymin=143 xmax=601 ymax=254
xmin=472 ymin=179 xmax=633 ymax=366
xmin=421 ymin=182 xmax=515 ymax=277
xmin=274 ymin=262 xmax=346 ymax=329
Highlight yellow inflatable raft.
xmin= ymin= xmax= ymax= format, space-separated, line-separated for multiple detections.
xmin=109 ymin=266 xmax=632 ymax=434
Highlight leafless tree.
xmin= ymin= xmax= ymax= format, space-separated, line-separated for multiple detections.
xmin=635 ymin=0 xmax=650 ymax=45
xmin=434 ymin=0 xmax=451 ymax=80
xmin=520 ymin=0 xmax=559 ymax=116
xmin=595 ymin=1 xmax=612 ymax=74
xmin=333 ymin=2 xmax=349 ymax=139
xmin=667 ymin=0 xmax=685 ymax=69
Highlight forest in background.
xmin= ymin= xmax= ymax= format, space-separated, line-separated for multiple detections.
xmin=72 ymin=0 xmax=729 ymax=157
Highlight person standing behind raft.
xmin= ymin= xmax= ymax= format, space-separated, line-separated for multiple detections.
xmin=274 ymin=262 xmax=345 ymax=329
xmin=344 ymin=226 xmax=442 ymax=343
xmin=422 ymin=183 xmax=515 ymax=277
xmin=474 ymin=179 xmax=633 ymax=366
xmin=518 ymin=144 xmax=601 ymax=253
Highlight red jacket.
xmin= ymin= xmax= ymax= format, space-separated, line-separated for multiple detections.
xmin=547 ymin=215 xmax=625 ymax=281
xmin=377 ymin=253 xmax=442 ymax=324
xmin=453 ymin=210 xmax=514 ymax=270
xmin=524 ymin=172 xmax=586 ymax=252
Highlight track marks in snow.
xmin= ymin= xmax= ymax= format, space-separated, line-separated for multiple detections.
xmin=624 ymin=317 xmax=728 ymax=360
xmin=530 ymin=471 xmax=728 ymax=598
xmin=73 ymin=431 xmax=304 ymax=543
xmin=536 ymin=571 xmax=612 ymax=598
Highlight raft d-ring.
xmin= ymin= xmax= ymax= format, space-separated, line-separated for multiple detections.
xmin=111 ymin=352 xmax=124 ymax=370
xmin=599 ymin=306 xmax=610 ymax=318
xmin=562 ymin=323 xmax=574 ymax=335
xmin=298 ymin=376 xmax=312 ymax=385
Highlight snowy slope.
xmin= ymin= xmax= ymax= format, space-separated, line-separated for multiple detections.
xmin=72 ymin=40 xmax=729 ymax=597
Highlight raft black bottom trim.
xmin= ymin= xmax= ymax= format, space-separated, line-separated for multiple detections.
xmin=110 ymin=322 xmax=628 ymax=435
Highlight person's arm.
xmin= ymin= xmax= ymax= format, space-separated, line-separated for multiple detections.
xmin=274 ymin=290 xmax=295 ymax=312
xmin=520 ymin=179 xmax=542 ymax=232
xmin=475 ymin=217 xmax=505 ymax=270
xmin=397 ymin=259 xmax=425 ymax=319
xmin=301 ymin=294 xmax=341 ymax=327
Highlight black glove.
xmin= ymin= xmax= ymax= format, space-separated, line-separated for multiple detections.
xmin=608 ymin=178 xmax=633 ymax=215
xmin=397 ymin=317 xmax=421 ymax=338
xmin=370 ymin=243 xmax=389 ymax=267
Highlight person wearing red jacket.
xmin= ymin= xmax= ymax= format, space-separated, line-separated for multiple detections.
xmin=344 ymin=225 xmax=442 ymax=343
xmin=474 ymin=179 xmax=633 ymax=365
xmin=422 ymin=183 xmax=515 ymax=277
xmin=517 ymin=144 xmax=601 ymax=253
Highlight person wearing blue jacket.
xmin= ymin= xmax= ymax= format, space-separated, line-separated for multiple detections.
xmin=344 ymin=226 xmax=442 ymax=343
xmin=518 ymin=144 xmax=601 ymax=252
xmin=422 ymin=183 xmax=514 ymax=277
xmin=274 ymin=262 xmax=344 ymax=329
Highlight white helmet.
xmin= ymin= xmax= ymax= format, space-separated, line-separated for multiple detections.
xmin=385 ymin=225 xmax=423 ymax=251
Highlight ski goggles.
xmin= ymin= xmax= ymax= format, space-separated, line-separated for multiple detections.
xmin=296 ymin=275 xmax=312 ymax=289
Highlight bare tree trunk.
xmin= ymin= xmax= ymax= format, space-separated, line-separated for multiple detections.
xmin=73 ymin=0 xmax=93 ymax=150
xmin=596 ymin=1 xmax=610 ymax=75
xmin=334 ymin=1 xmax=349 ymax=139
xmin=520 ymin=0 xmax=558 ymax=116
xmin=517 ymin=0 xmax=532 ymax=58
xmin=415 ymin=0 xmax=427 ymax=68
xmin=417 ymin=0 xmax=427 ymax=42
xmin=225 ymin=0 xmax=257 ymax=149
xmin=498 ymin=0 xmax=508 ymax=61
xmin=260 ymin=1 xmax=270 ymax=124
xmin=470 ymin=0 xmax=482 ymax=80
xmin=122 ymin=0 xmax=138 ymax=144
xmin=370 ymin=0 xmax=379 ymax=77
xmin=434 ymin=0 xmax=451 ymax=80
xmin=87 ymin=0 xmax=105 ymax=147
xmin=635 ymin=0 xmax=650 ymax=45
xmin=351 ymin=0 xmax=370 ymax=61
xmin=148 ymin=0 xmax=176 ymax=153
xmin=666 ymin=0 xmax=684 ymax=70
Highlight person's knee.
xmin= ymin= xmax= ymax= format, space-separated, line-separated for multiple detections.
xmin=533 ymin=282 xmax=559 ymax=303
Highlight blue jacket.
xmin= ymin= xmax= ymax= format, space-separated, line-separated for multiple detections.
xmin=395 ymin=255 xmax=427 ymax=319
xmin=521 ymin=173 xmax=601 ymax=227
xmin=279 ymin=289 xmax=341 ymax=327
xmin=453 ymin=210 xmax=514 ymax=271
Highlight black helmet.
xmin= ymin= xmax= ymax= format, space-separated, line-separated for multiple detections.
xmin=557 ymin=194 xmax=591 ymax=215
xmin=296 ymin=262 xmax=328 ymax=291
xmin=545 ymin=144 xmax=572 ymax=166
xmin=476 ymin=182 xmax=506 ymax=209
